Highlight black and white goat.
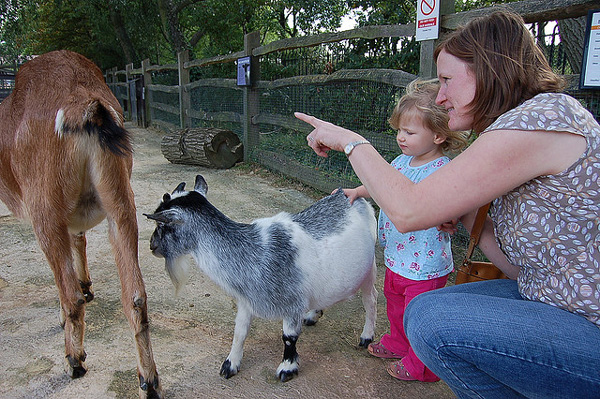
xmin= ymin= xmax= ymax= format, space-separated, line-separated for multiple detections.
xmin=145 ymin=175 xmax=377 ymax=382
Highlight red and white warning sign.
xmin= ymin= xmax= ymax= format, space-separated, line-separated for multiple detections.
xmin=416 ymin=0 xmax=440 ymax=41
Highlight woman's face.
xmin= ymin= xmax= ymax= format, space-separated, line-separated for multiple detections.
xmin=435 ymin=49 xmax=476 ymax=131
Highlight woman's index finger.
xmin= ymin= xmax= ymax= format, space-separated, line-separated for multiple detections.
xmin=294 ymin=112 xmax=319 ymax=126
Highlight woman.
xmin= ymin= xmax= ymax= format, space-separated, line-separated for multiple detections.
xmin=295 ymin=10 xmax=600 ymax=398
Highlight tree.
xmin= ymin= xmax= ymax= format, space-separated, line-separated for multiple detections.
xmin=558 ymin=16 xmax=586 ymax=74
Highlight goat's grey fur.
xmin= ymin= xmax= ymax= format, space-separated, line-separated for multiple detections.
xmin=145 ymin=175 xmax=377 ymax=382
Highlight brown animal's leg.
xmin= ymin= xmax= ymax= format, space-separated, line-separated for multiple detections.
xmin=31 ymin=215 xmax=88 ymax=378
xmin=72 ymin=232 xmax=94 ymax=303
xmin=95 ymin=158 xmax=162 ymax=399
xmin=59 ymin=233 xmax=94 ymax=329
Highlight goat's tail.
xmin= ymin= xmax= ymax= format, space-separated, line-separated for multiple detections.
xmin=55 ymin=99 xmax=132 ymax=156
xmin=165 ymin=256 xmax=193 ymax=296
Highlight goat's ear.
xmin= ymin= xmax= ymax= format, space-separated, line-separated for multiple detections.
xmin=162 ymin=193 xmax=171 ymax=203
xmin=194 ymin=175 xmax=208 ymax=196
xmin=173 ymin=182 xmax=186 ymax=194
xmin=144 ymin=210 xmax=184 ymax=225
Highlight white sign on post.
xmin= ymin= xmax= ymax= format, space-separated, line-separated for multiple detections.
xmin=580 ymin=10 xmax=600 ymax=89
xmin=416 ymin=0 xmax=440 ymax=41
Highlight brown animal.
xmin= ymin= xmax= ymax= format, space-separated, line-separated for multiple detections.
xmin=0 ymin=50 xmax=162 ymax=398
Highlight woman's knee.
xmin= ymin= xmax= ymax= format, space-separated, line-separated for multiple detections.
xmin=404 ymin=289 xmax=444 ymax=346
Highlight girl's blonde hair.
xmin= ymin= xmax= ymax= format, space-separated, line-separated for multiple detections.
xmin=389 ymin=78 xmax=469 ymax=154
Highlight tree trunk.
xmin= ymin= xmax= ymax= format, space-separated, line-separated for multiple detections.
xmin=156 ymin=0 xmax=188 ymax=54
xmin=109 ymin=8 xmax=138 ymax=64
xmin=161 ymin=127 xmax=244 ymax=168
xmin=558 ymin=16 xmax=586 ymax=74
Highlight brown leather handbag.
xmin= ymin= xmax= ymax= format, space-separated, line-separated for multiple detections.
xmin=455 ymin=203 xmax=509 ymax=284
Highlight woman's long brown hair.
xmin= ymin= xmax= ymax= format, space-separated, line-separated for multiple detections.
xmin=434 ymin=9 xmax=566 ymax=133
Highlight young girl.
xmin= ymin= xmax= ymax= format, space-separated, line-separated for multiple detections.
xmin=340 ymin=79 xmax=468 ymax=382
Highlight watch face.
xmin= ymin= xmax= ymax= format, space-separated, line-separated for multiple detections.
xmin=344 ymin=143 xmax=353 ymax=155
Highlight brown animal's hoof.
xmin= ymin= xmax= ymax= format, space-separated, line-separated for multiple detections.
xmin=65 ymin=355 xmax=87 ymax=378
xmin=139 ymin=375 xmax=163 ymax=399
xmin=80 ymin=281 xmax=94 ymax=302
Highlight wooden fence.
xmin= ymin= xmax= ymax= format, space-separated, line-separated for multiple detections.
xmin=105 ymin=0 xmax=600 ymax=193
xmin=0 ymin=65 xmax=17 ymax=103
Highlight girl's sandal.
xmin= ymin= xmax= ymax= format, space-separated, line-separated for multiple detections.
xmin=367 ymin=342 xmax=403 ymax=359
xmin=387 ymin=360 xmax=417 ymax=381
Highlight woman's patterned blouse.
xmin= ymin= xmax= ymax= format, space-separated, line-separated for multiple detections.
xmin=485 ymin=93 xmax=600 ymax=328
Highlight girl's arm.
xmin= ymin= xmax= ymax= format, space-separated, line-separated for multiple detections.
xmin=338 ymin=185 xmax=370 ymax=203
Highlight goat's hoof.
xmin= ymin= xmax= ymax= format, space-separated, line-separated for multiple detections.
xmin=278 ymin=369 xmax=298 ymax=382
xmin=139 ymin=375 xmax=162 ymax=399
xmin=65 ymin=355 xmax=87 ymax=378
xmin=219 ymin=359 xmax=238 ymax=379
xmin=358 ymin=337 xmax=373 ymax=348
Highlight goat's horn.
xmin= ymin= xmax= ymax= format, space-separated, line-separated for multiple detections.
xmin=173 ymin=182 xmax=186 ymax=194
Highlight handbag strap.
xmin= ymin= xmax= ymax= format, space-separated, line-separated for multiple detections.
xmin=465 ymin=203 xmax=491 ymax=260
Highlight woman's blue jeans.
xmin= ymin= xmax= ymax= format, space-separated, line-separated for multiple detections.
xmin=404 ymin=279 xmax=600 ymax=399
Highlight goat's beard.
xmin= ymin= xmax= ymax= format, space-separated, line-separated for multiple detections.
xmin=165 ymin=255 xmax=193 ymax=296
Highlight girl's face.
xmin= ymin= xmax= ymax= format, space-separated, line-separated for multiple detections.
xmin=435 ymin=49 xmax=477 ymax=131
xmin=396 ymin=110 xmax=446 ymax=164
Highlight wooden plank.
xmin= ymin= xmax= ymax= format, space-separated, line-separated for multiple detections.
xmin=185 ymin=51 xmax=246 ymax=68
xmin=256 ymin=69 xmax=417 ymax=89
xmin=253 ymin=113 xmax=311 ymax=132
xmin=187 ymin=78 xmax=239 ymax=90
xmin=146 ymin=63 xmax=178 ymax=72
xmin=147 ymin=84 xmax=179 ymax=94
xmin=254 ymin=149 xmax=360 ymax=194
xmin=150 ymin=102 xmax=179 ymax=115
xmin=187 ymin=108 xmax=242 ymax=123
xmin=253 ymin=24 xmax=416 ymax=57
xmin=151 ymin=119 xmax=178 ymax=132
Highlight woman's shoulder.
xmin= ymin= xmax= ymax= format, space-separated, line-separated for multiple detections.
xmin=487 ymin=93 xmax=597 ymax=135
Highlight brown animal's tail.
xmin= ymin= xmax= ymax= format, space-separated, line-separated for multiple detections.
xmin=56 ymin=99 xmax=132 ymax=156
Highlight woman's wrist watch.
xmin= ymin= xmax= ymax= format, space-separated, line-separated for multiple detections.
xmin=344 ymin=140 xmax=371 ymax=156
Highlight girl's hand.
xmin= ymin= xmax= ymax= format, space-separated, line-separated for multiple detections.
xmin=295 ymin=112 xmax=364 ymax=157
xmin=437 ymin=219 xmax=458 ymax=235
xmin=332 ymin=188 xmax=361 ymax=204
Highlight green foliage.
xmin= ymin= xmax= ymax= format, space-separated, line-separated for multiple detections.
xmin=0 ymin=0 xmax=536 ymax=74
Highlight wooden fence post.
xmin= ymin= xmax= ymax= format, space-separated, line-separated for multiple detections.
xmin=142 ymin=58 xmax=151 ymax=127
xmin=243 ymin=31 xmax=261 ymax=161
xmin=125 ymin=63 xmax=134 ymax=120
xmin=419 ymin=0 xmax=455 ymax=78
xmin=178 ymin=50 xmax=191 ymax=128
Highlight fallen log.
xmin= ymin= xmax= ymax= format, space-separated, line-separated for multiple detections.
xmin=161 ymin=127 xmax=244 ymax=168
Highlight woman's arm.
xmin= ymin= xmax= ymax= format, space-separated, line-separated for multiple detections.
xmin=296 ymin=112 xmax=586 ymax=233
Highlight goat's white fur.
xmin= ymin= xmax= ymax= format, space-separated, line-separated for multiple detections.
xmin=146 ymin=175 xmax=378 ymax=382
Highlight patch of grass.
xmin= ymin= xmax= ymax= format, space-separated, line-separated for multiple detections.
xmin=233 ymin=161 xmax=324 ymax=200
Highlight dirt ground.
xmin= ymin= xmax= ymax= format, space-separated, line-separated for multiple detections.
xmin=0 ymin=123 xmax=454 ymax=399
